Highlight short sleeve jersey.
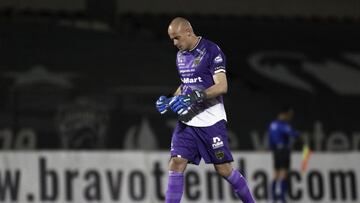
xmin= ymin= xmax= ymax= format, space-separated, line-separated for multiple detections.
xmin=176 ymin=37 xmax=227 ymax=127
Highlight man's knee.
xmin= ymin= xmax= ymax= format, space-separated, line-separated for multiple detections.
xmin=214 ymin=163 xmax=233 ymax=177
xmin=169 ymin=156 xmax=188 ymax=172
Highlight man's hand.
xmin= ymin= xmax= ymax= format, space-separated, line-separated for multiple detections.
xmin=168 ymin=96 xmax=188 ymax=115
xmin=169 ymin=90 xmax=206 ymax=115
xmin=185 ymin=90 xmax=206 ymax=104
xmin=155 ymin=96 xmax=170 ymax=114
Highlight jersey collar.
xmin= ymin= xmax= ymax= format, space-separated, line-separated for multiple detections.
xmin=189 ymin=36 xmax=202 ymax=52
xmin=181 ymin=37 xmax=202 ymax=55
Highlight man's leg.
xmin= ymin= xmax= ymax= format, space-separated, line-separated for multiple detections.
xmin=165 ymin=157 xmax=188 ymax=203
xmin=271 ymin=179 xmax=278 ymax=202
xmin=215 ymin=163 xmax=256 ymax=203
xmin=278 ymin=169 xmax=288 ymax=203
xmin=279 ymin=178 xmax=287 ymax=203
xmin=271 ymin=170 xmax=281 ymax=202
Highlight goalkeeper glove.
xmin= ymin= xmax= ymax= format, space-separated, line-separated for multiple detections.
xmin=169 ymin=96 xmax=189 ymax=115
xmin=155 ymin=96 xmax=170 ymax=114
xmin=169 ymin=90 xmax=206 ymax=115
xmin=185 ymin=90 xmax=206 ymax=104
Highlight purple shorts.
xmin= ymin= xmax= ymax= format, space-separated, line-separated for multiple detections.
xmin=170 ymin=120 xmax=234 ymax=165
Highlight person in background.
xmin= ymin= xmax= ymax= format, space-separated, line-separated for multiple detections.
xmin=268 ymin=106 xmax=300 ymax=203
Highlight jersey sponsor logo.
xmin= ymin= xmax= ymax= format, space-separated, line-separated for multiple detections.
xmin=212 ymin=136 xmax=224 ymax=149
xmin=177 ymin=55 xmax=186 ymax=66
xmin=181 ymin=76 xmax=203 ymax=84
xmin=214 ymin=54 xmax=223 ymax=63
xmin=179 ymin=68 xmax=195 ymax=74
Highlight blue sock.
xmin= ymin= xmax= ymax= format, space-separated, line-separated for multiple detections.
xmin=165 ymin=171 xmax=184 ymax=203
xmin=271 ymin=180 xmax=278 ymax=201
xmin=225 ymin=169 xmax=255 ymax=203
xmin=280 ymin=179 xmax=287 ymax=203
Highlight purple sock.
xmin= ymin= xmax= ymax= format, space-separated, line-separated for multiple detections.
xmin=225 ymin=169 xmax=256 ymax=203
xmin=165 ymin=171 xmax=184 ymax=203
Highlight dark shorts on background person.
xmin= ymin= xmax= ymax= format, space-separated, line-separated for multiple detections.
xmin=272 ymin=148 xmax=290 ymax=170
xmin=170 ymin=120 xmax=233 ymax=165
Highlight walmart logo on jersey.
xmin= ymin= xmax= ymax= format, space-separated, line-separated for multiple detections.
xmin=181 ymin=76 xmax=203 ymax=84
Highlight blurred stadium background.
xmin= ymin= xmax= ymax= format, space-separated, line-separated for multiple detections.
xmin=0 ymin=0 xmax=359 ymax=202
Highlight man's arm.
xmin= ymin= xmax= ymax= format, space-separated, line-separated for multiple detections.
xmin=170 ymin=72 xmax=227 ymax=100
xmin=284 ymin=125 xmax=300 ymax=138
xmin=203 ymin=72 xmax=228 ymax=99
xmin=168 ymin=73 xmax=227 ymax=115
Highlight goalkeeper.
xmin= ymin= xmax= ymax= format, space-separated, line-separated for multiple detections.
xmin=155 ymin=17 xmax=255 ymax=203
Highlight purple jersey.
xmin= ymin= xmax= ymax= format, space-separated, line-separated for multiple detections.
xmin=176 ymin=37 xmax=227 ymax=127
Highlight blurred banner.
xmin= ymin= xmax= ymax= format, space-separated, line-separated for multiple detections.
xmin=0 ymin=17 xmax=360 ymax=151
xmin=0 ymin=152 xmax=358 ymax=203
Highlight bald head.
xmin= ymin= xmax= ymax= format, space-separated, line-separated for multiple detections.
xmin=168 ymin=17 xmax=198 ymax=51
xmin=168 ymin=17 xmax=194 ymax=34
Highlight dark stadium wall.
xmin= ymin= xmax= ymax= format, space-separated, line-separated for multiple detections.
xmin=0 ymin=16 xmax=359 ymax=150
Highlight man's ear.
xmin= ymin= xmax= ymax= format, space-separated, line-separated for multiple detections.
xmin=185 ymin=28 xmax=191 ymax=36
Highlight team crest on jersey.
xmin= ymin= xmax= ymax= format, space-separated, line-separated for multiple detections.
xmin=192 ymin=48 xmax=206 ymax=67
xmin=215 ymin=150 xmax=225 ymax=160
xmin=193 ymin=57 xmax=201 ymax=67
